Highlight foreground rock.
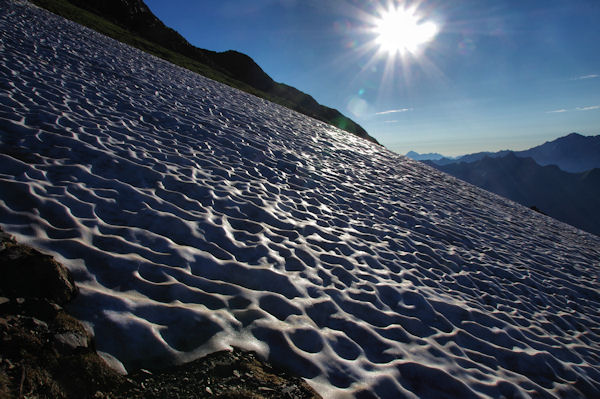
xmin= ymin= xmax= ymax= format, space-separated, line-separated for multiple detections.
xmin=0 ymin=229 xmax=320 ymax=398
xmin=0 ymin=229 xmax=121 ymax=398
xmin=120 ymin=348 xmax=321 ymax=399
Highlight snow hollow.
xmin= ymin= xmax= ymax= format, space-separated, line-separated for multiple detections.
xmin=1 ymin=1 xmax=599 ymax=397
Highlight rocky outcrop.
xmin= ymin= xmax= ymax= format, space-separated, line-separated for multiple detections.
xmin=0 ymin=229 xmax=124 ymax=398
xmin=0 ymin=233 xmax=76 ymax=305
xmin=120 ymin=348 xmax=321 ymax=398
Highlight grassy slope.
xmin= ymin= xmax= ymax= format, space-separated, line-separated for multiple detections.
xmin=30 ymin=0 xmax=373 ymax=142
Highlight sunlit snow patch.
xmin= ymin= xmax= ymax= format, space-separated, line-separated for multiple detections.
xmin=1 ymin=1 xmax=599 ymax=397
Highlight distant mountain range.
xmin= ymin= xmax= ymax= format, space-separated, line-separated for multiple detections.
xmin=411 ymin=133 xmax=600 ymax=173
xmin=516 ymin=133 xmax=600 ymax=173
xmin=404 ymin=151 xmax=448 ymax=161
xmin=415 ymin=133 xmax=600 ymax=235
xmin=33 ymin=0 xmax=378 ymax=144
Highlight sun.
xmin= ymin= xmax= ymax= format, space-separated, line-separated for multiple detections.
xmin=374 ymin=6 xmax=438 ymax=55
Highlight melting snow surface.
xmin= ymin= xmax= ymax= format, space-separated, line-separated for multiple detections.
xmin=1 ymin=1 xmax=600 ymax=397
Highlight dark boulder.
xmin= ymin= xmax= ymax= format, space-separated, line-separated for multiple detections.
xmin=0 ymin=233 xmax=76 ymax=305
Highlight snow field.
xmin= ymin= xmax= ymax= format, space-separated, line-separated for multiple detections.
xmin=1 ymin=1 xmax=600 ymax=397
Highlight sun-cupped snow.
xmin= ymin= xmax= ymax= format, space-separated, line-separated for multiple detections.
xmin=1 ymin=1 xmax=600 ymax=398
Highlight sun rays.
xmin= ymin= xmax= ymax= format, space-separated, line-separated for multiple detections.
xmin=335 ymin=0 xmax=444 ymax=118
xmin=373 ymin=5 xmax=438 ymax=56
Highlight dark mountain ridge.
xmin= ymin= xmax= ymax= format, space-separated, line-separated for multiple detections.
xmin=59 ymin=0 xmax=377 ymax=144
xmin=516 ymin=132 xmax=600 ymax=172
xmin=429 ymin=133 xmax=600 ymax=172
xmin=425 ymin=153 xmax=600 ymax=236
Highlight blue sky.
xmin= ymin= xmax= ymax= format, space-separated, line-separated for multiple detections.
xmin=145 ymin=0 xmax=600 ymax=156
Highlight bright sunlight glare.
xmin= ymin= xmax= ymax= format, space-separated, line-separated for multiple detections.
xmin=374 ymin=6 xmax=438 ymax=55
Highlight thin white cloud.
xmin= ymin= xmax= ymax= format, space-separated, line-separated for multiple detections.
xmin=577 ymin=105 xmax=600 ymax=111
xmin=375 ymin=108 xmax=413 ymax=115
xmin=573 ymin=74 xmax=599 ymax=80
xmin=546 ymin=105 xmax=600 ymax=114
xmin=383 ymin=120 xmax=400 ymax=123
